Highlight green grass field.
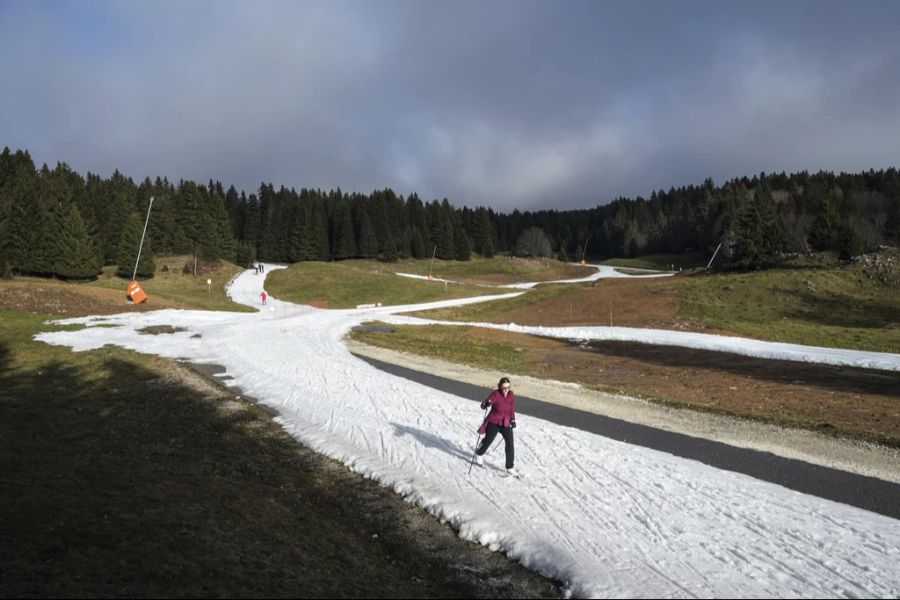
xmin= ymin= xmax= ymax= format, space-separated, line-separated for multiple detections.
xmin=263 ymin=260 xmax=512 ymax=308
xmin=600 ymin=251 xmax=709 ymax=271
xmin=406 ymin=283 xmax=585 ymax=323
xmin=354 ymin=322 xmax=528 ymax=373
xmin=675 ymin=264 xmax=899 ymax=353
xmin=419 ymin=255 xmax=590 ymax=282
xmin=87 ymin=255 xmax=253 ymax=312
xmin=403 ymin=251 xmax=899 ymax=353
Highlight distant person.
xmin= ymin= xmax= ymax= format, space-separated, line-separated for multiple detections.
xmin=254 ymin=264 xmax=259 ymax=275
xmin=259 ymin=263 xmax=265 ymax=273
xmin=260 ymin=290 xmax=267 ymax=305
xmin=473 ymin=377 xmax=518 ymax=477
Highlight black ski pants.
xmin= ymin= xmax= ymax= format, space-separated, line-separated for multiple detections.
xmin=476 ymin=422 xmax=514 ymax=469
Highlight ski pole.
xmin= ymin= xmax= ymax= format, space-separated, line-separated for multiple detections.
xmin=467 ymin=405 xmax=490 ymax=475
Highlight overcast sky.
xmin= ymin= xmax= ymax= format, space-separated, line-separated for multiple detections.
xmin=2 ymin=0 xmax=898 ymax=212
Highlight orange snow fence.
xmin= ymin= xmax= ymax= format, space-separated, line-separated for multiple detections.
xmin=127 ymin=280 xmax=148 ymax=304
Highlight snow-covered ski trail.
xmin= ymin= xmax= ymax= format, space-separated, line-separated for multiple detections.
xmin=35 ymin=265 xmax=900 ymax=598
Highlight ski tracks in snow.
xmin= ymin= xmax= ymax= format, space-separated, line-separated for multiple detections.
xmin=34 ymin=265 xmax=900 ymax=599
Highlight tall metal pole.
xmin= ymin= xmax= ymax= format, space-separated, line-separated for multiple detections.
xmin=706 ymin=242 xmax=722 ymax=270
xmin=428 ymin=245 xmax=437 ymax=279
xmin=132 ymin=196 xmax=154 ymax=281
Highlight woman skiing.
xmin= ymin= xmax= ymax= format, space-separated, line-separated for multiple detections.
xmin=473 ymin=377 xmax=518 ymax=477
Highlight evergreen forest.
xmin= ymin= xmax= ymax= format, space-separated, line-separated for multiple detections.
xmin=1 ymin=146 xmax=898 ymax=280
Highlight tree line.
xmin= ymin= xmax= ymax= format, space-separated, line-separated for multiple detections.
xmin=1 ymin=146 xmax=898 ymax=280
xmin=492 ymin=171 xmax=900 ymax=268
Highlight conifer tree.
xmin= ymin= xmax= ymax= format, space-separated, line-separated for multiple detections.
xmin=98 ymin=171 xmax=137 ymax=264
xmin=727 ymin=185 xmax=785 ymax=269
xmin=381 ymin=233 xmax=399 ymax=263
xmin=454 ymin=220 xmax=471 ymax=261
xmin=410 ymin=226 xmax=427 ymax=259
xmin=205 ymin=183 xmax=236 ymax=260
xmin=55 ymin=204 xmax=101 ymax=279
xmin=837 ymin=224 xmax=864 ymax=260
xmin=886 ymin=197 xmax=900 ymax=245
xmin=356 ymin=206 xmax=378 ymax=258
xmin=116 ymin=212 xmax=155 ymax=279
xmin=2 ymin=151 xmax=40 ymax=273
xmin=287 ymin=200 xmax=309 ymax=262
xmin=809 ymin=195 xmax=841 ymax=251
xmin=331 ymin=199 xmax=355 ymax=259
xmin=405 ymin=194 xmax=428 ymax=258
xmin=439 ymin=199 xmax=456 ymax=259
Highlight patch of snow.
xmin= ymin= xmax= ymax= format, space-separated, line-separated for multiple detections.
xmin=33 ymin=263 xmax=900 ymax=598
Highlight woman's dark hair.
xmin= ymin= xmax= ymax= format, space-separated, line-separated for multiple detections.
xmin=498 ymin=377 xmax=511 ymax=390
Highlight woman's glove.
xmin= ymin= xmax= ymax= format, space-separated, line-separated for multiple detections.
xmin=480 ymin=400 xmax=490 ymax=409
xmin=510 ymin=420 xmax=516 ymax=428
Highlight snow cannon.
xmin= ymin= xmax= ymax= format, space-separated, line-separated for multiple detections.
xmin=127 ymin=279 xmax=148 ymax=304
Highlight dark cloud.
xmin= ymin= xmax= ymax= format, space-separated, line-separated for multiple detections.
xmin=2 ymin=0 xmax=898 ymax=211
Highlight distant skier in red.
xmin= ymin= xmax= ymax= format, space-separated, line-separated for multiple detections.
xmin=260 ymin=290 xmax=267 ymax=305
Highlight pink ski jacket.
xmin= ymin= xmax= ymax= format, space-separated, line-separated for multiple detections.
xmin=478 ymin=389 xmax=516 ymax=433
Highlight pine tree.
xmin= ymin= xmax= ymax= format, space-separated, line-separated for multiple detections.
xmin=727 ymin=185 xmax=785 ymax=269
xmin=98 ymin=171 xmax=137 ymax=264
xmin=438 ymin=200 xmax=456 ymax=259
xmin=473 ymin=208 xmax=496 ymax=257
xmin=809 ymin=195 xmax=840 ymax=251
xmin=205 ymin=183 xmax=236 ymax=260
xmin=32 ymin=164 xmax=67 ymax=275
xmin=356 ymin=205 xmax=378 ymax=258
xmin=454 ymin=220 xmax=471 ymax=261
xmin=55 ymin=204 xmax=101 ymax=279
xmin=3 ymin=151 xmax=41 ymax=273
xmin=884 ymin=197 xmax=900 ymax=245
xmin=331 ymin=199 xmax=355 ymax=259
xmin=837 ymin=224 xmax=864 ymax=260
xmin=116 ymin=212 xmax=155 ymax=279
xmin=410 ymin=226 xmax=426 ymax=259
xmin=286 ymin=200 xmax=309 ymax=263
xmin=178 ymin=181 xmax=214 ymax=273
xmin=309 ymin=197 xmax=330 ymax=260
xmin=381 ymin=234 xmax=399 ymax=263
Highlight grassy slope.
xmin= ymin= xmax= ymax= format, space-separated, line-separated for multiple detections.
xmin=674 ymin=262 xmax=899 ymax=353
xmin=262 ymin=258 xmax=571 ymax=308
xmin=600 ymin=251 xmax=708 ymax=270
xmin=408 ymin=254 xmax=899 ymax=353
xmin=88 ymin=255 xmax=253 ymax=312
xmin=408 ymin=283 xmax=585 ymax=323
xmin=423 ymin=256 xmax=591 ymax=283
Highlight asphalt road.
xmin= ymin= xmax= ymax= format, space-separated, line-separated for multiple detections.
xmin=355 ymin=353 xmax=900 ymax=521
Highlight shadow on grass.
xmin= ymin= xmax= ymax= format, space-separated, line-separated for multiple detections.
xmin=580 ymin=340 xmax=900 ymax=397
xmin=0 ymin=345 xmax=557 ymax=599
xmin=781 ymin=288 xmax=898 ymax=330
